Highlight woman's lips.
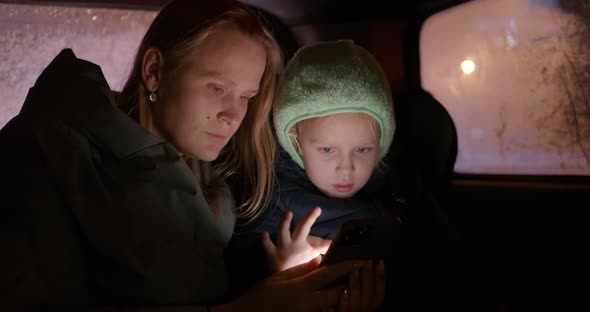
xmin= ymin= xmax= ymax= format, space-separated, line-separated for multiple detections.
xmin=206 ymin=132 xmax=227 ymax=142
xmin=333 ymin=184 xmax=353 ymax=192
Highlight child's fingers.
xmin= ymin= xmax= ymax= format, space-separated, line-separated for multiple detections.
xmin=307 ymin=235 xmax=332 ymax=255
xmin=261 ymin=231 xmax=276 ymax=256
xmin=292 ymin=207 xmax=322 ymax=240
xmin=273 ymin=255 xmax=322 ymax=281
xmin=277 ymin=211 xmax=293 ymax=246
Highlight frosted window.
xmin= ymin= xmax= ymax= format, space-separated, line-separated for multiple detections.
xmin=421 ymin=0 xmax=590 ymax=175
xmin=0 ymin=3 xmax=156 ymax=128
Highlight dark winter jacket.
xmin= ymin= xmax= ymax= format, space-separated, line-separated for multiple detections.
xmin=0 ymin=49 xmax=235 ymax=311
xmin=225 ymin=146 xmax=397 ymax=296
xmin=227 ymin=140 xmax=476 ymax=307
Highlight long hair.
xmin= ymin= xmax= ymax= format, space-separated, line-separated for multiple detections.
xmin=118 ymin=0 xmax=280 ymax=219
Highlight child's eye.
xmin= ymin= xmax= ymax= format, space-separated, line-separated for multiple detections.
xmin=319 ymin=147 xmax=334 ymax=153
xmin=211 ymin=85 xmax=224 ymax=94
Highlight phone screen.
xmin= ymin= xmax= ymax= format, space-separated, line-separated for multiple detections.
xmin=320 ymin=216 xmax=400 ymax=266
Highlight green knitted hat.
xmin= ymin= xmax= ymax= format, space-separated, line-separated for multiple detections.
xmin=273 ymin=40 xmax=395 ymax=168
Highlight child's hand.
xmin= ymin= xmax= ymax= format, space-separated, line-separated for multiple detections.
xmin=262 ymin=207 xmax=332 ymax=273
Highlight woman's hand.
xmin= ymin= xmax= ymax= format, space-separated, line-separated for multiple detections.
xmin=262 ymin=207 xmax=332 ymax=272
xmin=336 ymin=260 xmax=386 ymax=312
xmin=212 ymin=256 xmax=364 ymax=312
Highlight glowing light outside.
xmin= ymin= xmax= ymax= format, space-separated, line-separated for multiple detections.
xmin=461 ymin=59 xmax=475 ymax=74
xmin=421 ymin=0 xmax=590 ymax=175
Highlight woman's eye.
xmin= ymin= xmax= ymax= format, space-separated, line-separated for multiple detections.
xmin=356 ymin=147 xmax=373 ymax=153
xmin=212 ymin=85 xmax=224 ymax=94
xmin=239 ymin=95 xmax=251 ymax=104
xmin=319 ymin=147 xmax=333 ymax=153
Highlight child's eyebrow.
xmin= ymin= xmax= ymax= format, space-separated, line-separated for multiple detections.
xmin=308 ymin=139 xmax=323 ymax=145
xmin=307 ymin=138 xmax=332 ymax=145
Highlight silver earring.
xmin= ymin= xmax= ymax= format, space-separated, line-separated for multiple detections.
xmin=148 ymin=92 xmax=157 ymax=103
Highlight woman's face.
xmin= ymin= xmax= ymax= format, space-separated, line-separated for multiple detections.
xmin=154 ymin=28 xmax=267 ymax=161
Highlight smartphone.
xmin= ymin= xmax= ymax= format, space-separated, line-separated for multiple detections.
xmin=320 ymin=216 xmax=401 ymax=266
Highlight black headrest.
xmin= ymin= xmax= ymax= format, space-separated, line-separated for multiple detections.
xmin=388 ymin=89 xmax=458 ymax=199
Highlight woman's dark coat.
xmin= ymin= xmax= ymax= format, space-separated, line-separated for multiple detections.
xmin=0 ymin=49 xmax=234 ymax=311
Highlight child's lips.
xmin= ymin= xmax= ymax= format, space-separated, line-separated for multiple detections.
xmin=333 ymin=184 xmax=353 ymax=192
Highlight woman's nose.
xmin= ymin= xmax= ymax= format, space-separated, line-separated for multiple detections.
xmin=218 ymin=95 xmax=246 ymax=126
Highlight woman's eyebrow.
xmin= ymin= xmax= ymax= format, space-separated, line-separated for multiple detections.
xmin=202 ymin=71 xmax=232 ymax=84
xmin=202 ymin=71 xmax=259 ymax=94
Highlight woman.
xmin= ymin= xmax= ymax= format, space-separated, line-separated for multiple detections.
xmin=0 ymin=0 xmax=384 ymax=311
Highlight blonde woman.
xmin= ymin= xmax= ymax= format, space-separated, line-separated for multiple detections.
xmin=0 ymin=0 xmax=381 ymax=311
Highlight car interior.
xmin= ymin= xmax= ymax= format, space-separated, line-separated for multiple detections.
xmin=2 ymin=0 xmax=590 ymax=308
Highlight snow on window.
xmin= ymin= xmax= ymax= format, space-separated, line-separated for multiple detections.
xmin=0 ymin=3 xmax=155 ymax=128
xmin=421 ymin=0 xmax=590 ymax=175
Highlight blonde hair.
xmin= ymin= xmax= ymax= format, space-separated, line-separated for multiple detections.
xmin=118 ymin=0 xmax=281 ymax=220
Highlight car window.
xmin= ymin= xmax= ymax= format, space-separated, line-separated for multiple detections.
xmin=0 ymin=3 xmax=155 ymax=128
xmin=421 ymin=0 xmax=590 ymax=175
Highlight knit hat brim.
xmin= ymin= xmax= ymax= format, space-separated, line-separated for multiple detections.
xmin=273 ymin=40 xmax=395 ymax=168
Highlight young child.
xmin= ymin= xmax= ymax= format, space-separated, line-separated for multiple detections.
xmin=228 ymin=42 xmax=469 ymax=304
xmin=235 ymin=40 xmax=396 ymax=273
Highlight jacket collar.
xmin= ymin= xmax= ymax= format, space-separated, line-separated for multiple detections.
xmin=22 ymin=49 xmax=165 ymax=160
xmin=274 ymin=145 xmax=318 ymax=192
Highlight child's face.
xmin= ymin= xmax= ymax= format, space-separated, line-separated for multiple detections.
xmin=297 ymin=113 xmax=380 ymax=198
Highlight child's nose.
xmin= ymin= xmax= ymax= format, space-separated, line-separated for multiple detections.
xmin=336 ymin=155 xmax=355 ymax=174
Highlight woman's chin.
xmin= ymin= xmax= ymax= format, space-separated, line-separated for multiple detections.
xmin=180 ymin=145 xmax=225 ymax=162
xmin=193 ymin=147 xmax=222 ymax=162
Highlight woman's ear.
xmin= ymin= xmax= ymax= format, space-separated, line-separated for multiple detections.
xmin=141 ymin=47 xmax=164 ymax=92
